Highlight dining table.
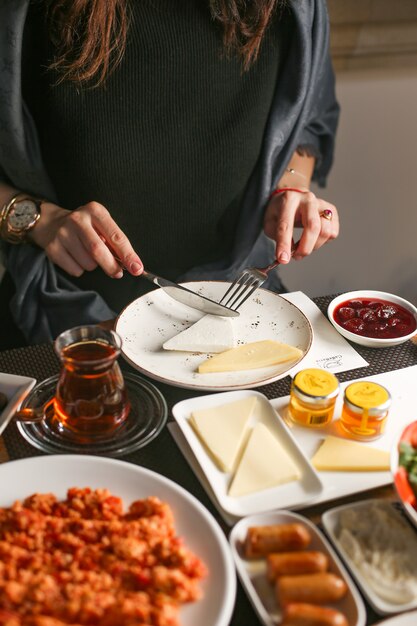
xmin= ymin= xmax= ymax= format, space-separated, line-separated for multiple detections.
xmin=1 ymin=292 xmax=417 ymax=626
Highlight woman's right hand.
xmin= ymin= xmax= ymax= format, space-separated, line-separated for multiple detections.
xmin=28 ymin=201 xmax=143 ymax=279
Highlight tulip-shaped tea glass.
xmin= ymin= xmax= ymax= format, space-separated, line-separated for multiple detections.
xmin=52 ymin=325 xmax=131 ymax=440
xmin=14 ymin=325 xmax=168 ymax=456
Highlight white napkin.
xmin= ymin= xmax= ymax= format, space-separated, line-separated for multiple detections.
xmin=282 ymin=291 xmax=369 ymax=374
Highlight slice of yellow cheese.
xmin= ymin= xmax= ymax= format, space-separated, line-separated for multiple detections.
xmin=311 ymin=435 xmax=390 ymax=471
xmin=198 ymin=339 xmax=303 ymax=374
xmin=228 ymin=422 xmax=301 ymax=497
xmin=190 ymin=396 xmax=257 ymax=472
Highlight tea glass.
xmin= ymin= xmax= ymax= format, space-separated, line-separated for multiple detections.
xmin=52 ymin=325 xmax=131 ymax=440
xmin=15 ymin=325 xmax=131 ymax=442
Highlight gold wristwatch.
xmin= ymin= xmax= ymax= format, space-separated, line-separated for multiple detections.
xmin=0 ymin=193 xmax=44 ymax=244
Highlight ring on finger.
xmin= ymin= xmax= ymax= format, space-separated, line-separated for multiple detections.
xmin=319 ymin=208 xmax=333 ymax=221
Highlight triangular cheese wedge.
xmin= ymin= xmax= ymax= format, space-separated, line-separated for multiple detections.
xmin=198 ymin=340 xmax=303 ymax=373
xmin=228 ymin=422 xmax=300 ymax=497
xmin=190 ymin=397 xmax=257 ymax=472
xmin=163 ymin=315 xmax=235 ymax=353
xmin=311 ymin=435 xmax=390 ymax=471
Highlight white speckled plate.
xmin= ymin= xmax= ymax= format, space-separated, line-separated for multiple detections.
xmin=116 ymin=281 xmax=313 ymax=391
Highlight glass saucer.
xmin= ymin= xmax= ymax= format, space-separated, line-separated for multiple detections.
xmin=17 ymin=372 xmax=167 ymax=457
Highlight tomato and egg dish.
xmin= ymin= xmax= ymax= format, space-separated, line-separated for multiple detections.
xmin=333 ymin=297 xmax=416 ymax=340
xmin=0 ymin=488 xmax=206 ymax=626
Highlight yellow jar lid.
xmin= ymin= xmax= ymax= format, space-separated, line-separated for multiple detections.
xmin=345 ymin=381 xmax=391 ymax=409
xmin=294 ymin=368 xmax=339 ymax=398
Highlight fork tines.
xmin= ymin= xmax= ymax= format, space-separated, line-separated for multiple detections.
xmin=219 ymin=270 xmax=265 ymax=312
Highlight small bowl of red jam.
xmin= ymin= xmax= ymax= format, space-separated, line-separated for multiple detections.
xmin=327 ymin=290 xmax=417 ymax=347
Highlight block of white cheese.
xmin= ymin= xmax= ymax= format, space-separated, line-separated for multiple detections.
xmin=198 ymin=339 xmax=303 ymax=374
xmin=190 ymin=396 xmax=257 ymax=472
xmin=163 ymin=314 xmax=235 ymax=353
xmin=228 ymin=422 xmax=301 ymax=497
xmin=311 ymin=435 xmax=390 ymax=471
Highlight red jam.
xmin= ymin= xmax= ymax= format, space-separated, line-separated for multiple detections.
xmin=333 ymin=297 xmax=417 ymax=339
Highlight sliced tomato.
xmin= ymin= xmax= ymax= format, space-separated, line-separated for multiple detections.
xmin=400 ymin=421 xmax=417 ymax=448
xmin=395 ymin=466 xmax=417 ymax=507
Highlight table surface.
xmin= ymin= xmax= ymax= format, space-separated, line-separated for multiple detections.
xmin=1 ymin=293 xmax=417 ymax=626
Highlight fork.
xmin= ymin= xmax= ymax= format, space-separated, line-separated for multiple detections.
xmin=219 ymin=240 xmax=298 ymax=312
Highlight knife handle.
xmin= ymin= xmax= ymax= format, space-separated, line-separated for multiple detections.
xmin=141 ymin=269 xmax=158 ymax=283
xmin=112 ymin=255 xmax=154 ymax=283
xmin=112 ymin=258 xmax=170 ymax=289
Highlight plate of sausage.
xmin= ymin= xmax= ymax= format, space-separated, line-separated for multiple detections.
xmin=229 ymin=510 xmax=366 ymax=626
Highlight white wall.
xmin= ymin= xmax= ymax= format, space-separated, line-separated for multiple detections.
xmin=280 ymin=67 xmax=417 ymax=305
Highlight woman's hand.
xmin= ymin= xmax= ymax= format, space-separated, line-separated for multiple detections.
xmin=28 ymin=201 xmax=143 ymax=278
xmin=263 ymin=189 xmax=339 ymax=263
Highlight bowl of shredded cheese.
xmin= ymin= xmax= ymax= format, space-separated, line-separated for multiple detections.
xmin=322 ymin=499 xmax=417 ymax=614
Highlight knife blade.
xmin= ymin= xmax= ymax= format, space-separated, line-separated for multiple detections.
xmin=112 ymin=251 xmax=238 ymax=317
xmin=142 ymin=270 xmax=239 ymax=317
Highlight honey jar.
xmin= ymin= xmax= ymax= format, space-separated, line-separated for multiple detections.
xmin=288 ymin=368 xmax=340 ymax=427
xmin=340 ymin=381 xmax=391 ymax=440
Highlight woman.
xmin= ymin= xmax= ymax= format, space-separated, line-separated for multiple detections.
xmin=0 ymin=0 xmax=339 ymax=348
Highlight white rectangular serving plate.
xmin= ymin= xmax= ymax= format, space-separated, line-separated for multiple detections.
xmin=171 ymin=390 xmax=323 ymax=517
xmin=229 ymin=510 xmax=366 ymax=626
xmin=270 ymin=365 xmax=417 ymax=507
xmin=322 ymin=499 xmax=417 ymax=615
xmin=0 ymin=372 xmax=37 ymax=436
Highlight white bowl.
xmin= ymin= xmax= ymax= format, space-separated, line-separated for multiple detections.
xmin=327 ymin=290 xmax=417 ymax=348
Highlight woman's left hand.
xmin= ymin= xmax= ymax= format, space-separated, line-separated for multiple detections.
xmin=263 ymin=189 xmax=339 ymax=263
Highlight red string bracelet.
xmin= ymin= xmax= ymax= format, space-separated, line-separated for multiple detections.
xmin=269 ymin=187 xmax=308 ymax=199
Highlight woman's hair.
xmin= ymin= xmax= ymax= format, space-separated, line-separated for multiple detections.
xmin=47 ymin=0 xmax=283 ymax=86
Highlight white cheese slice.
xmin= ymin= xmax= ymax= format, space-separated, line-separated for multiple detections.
xmin=190 ymin=396 xmax=257 ymax=472
xmin=311 ymin=435 xmax=390 ymax=471
xmin=198 ymin=339 xmax=303 ymax=373
xmin=163 ymin=314 xmax=235 ymax=353
xmin=228 ymin=422 xmax=301 ymax=497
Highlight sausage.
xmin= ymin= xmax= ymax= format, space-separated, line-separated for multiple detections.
xmin=244 ymin=524 xmax=311 ymax=558
xmin=267 ymin=551 xmax=329 ymax=581
xmin=281 ymin=603 xmax=349 ymax=626
xmin=276 ymin=573 xmax=348 ymax=606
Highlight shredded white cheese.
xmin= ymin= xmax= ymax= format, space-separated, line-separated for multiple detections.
xmin=337 ymin=502 xmax=417 ymax=604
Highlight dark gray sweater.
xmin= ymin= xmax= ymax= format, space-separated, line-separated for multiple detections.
xmin=21 ymin=0 xmax=286 ymax=312
xmin=0 ymin=0 xmax=339 ymax=342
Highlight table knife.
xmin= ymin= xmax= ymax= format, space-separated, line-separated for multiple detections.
xmin=141 ymin=270 xmax=239 ymax=317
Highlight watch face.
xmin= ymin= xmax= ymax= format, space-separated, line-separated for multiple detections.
xmin=8 ymin=199 xmax=39 ymax=231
